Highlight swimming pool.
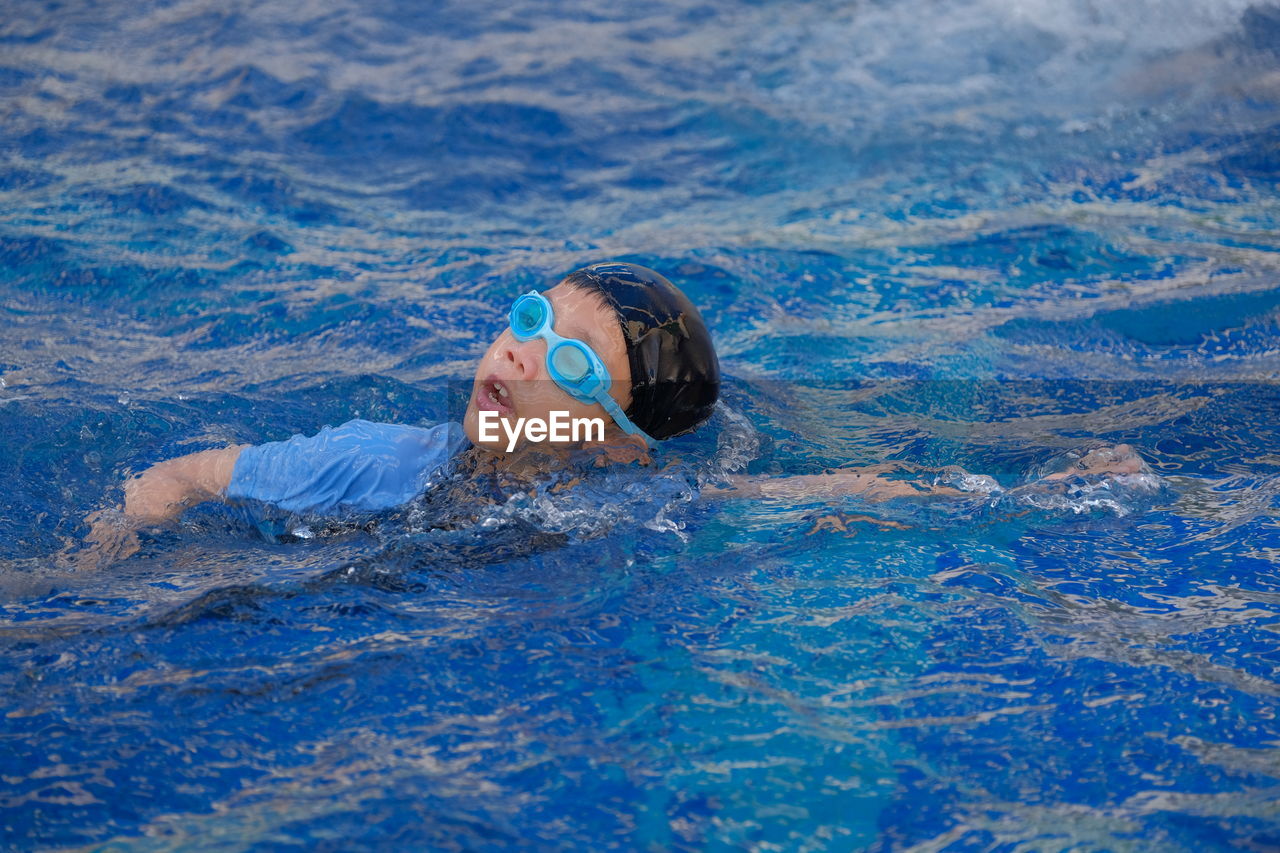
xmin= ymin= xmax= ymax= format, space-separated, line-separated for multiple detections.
xmin=3 ymin=0 xmax=1280 ymax=848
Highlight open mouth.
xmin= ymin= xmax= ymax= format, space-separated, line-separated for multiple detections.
xmin=475 ymin=374 xmax=515 ymax=417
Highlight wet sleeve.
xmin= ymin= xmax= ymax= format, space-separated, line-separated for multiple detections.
xmin=225 ymin=419 xmax=470 ymax=515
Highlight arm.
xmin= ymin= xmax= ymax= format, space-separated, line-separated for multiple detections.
xmin=122 ymin=444 xmax=250 ymax=522
xmin=703 ymin=463 xmax=972 ymax=502
xmin=703 ymin=445 xmax=1147 ymax=505
xmin=70 ymin=419 xmax=466 ymax=570
xmin=68 ymin=444 xmax=249 ymax=571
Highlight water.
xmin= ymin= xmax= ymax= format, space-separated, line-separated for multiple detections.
xmin=2 ymin=0 xmax=1280 ymax=848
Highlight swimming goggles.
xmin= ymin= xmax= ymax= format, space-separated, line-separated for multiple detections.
xmin=509 ymin=289 xmax=656 ymax=447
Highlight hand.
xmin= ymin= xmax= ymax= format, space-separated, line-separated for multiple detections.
xmin=1041 ymin=444 xmax=1146 ymax=481
xmin=59 ymin=507 xmax=142 ymax=572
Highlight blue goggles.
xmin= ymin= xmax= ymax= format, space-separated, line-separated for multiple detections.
xmin=509 ymin=290 xmax=656 ymax=447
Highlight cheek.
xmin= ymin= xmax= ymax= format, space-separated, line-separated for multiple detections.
xmin=521 ymin=382 xmax=571 ymax=416
xmin=514 ymin=378 xmax=598 ymax=421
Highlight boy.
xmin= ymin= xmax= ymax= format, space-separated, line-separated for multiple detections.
xmin=75 ymin=262 xmax=1149 ymax=566
xmin=76 ymin=262 xmax=719 ymax=564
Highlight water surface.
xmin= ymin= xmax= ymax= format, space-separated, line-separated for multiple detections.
xmin=3 ymin=0 xmax=1280 ymax=849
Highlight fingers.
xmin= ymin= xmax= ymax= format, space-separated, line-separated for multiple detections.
xmin=75 ymin=528 xmax=141 ymax=571
xmin=1042 ymin=444 xmax=1145 ymax=480
xmin=62 ymin=507 xmax=143 ymax=572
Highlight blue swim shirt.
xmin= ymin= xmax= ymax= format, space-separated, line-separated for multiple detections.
xmin=225 ymin=419 xmax=470 ymax=515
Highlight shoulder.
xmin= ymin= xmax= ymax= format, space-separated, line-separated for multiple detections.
xmin=274 ymin=419 xmax=466 ymax=452
xmin=228 ymin=420 xmax=471 ymax=514
xmin=330 ymin=419 xmax=469 ymax=459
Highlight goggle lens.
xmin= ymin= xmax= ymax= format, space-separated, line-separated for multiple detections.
xmin=551 ymin=344 xmax=590 ymax=381
xmin=513 ymin=298 xmax=546 ymax=335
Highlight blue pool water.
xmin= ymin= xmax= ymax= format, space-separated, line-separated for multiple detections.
xmin=3 ymin=0 xmax=1280 ymax=848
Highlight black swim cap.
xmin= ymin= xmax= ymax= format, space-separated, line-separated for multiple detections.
xmin=562 ymin=262 xmax=720 ymax=441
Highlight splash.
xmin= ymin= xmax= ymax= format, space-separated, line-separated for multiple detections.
xmin=388 ymin=401 xmax=764 ymax=546
xmin=996 ymin=445 xmax=1170 ymax=517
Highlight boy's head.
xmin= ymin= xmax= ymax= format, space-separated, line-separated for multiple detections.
xmin=463 ymin=262 xmax=720 ymax=452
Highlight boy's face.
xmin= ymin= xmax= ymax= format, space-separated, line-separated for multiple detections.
xmin=463 ymin=282 xmax=635 ymax=451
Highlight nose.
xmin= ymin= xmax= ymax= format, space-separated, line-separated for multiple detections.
xmin=501 ymin=337 xmax=541 ymax=382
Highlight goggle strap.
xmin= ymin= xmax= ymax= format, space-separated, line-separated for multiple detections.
xmin=595 ymin=392 xmax=658 ymax=448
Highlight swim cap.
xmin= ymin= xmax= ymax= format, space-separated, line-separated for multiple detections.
xmin=562 ymin=262 xmax=720 ymax=440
